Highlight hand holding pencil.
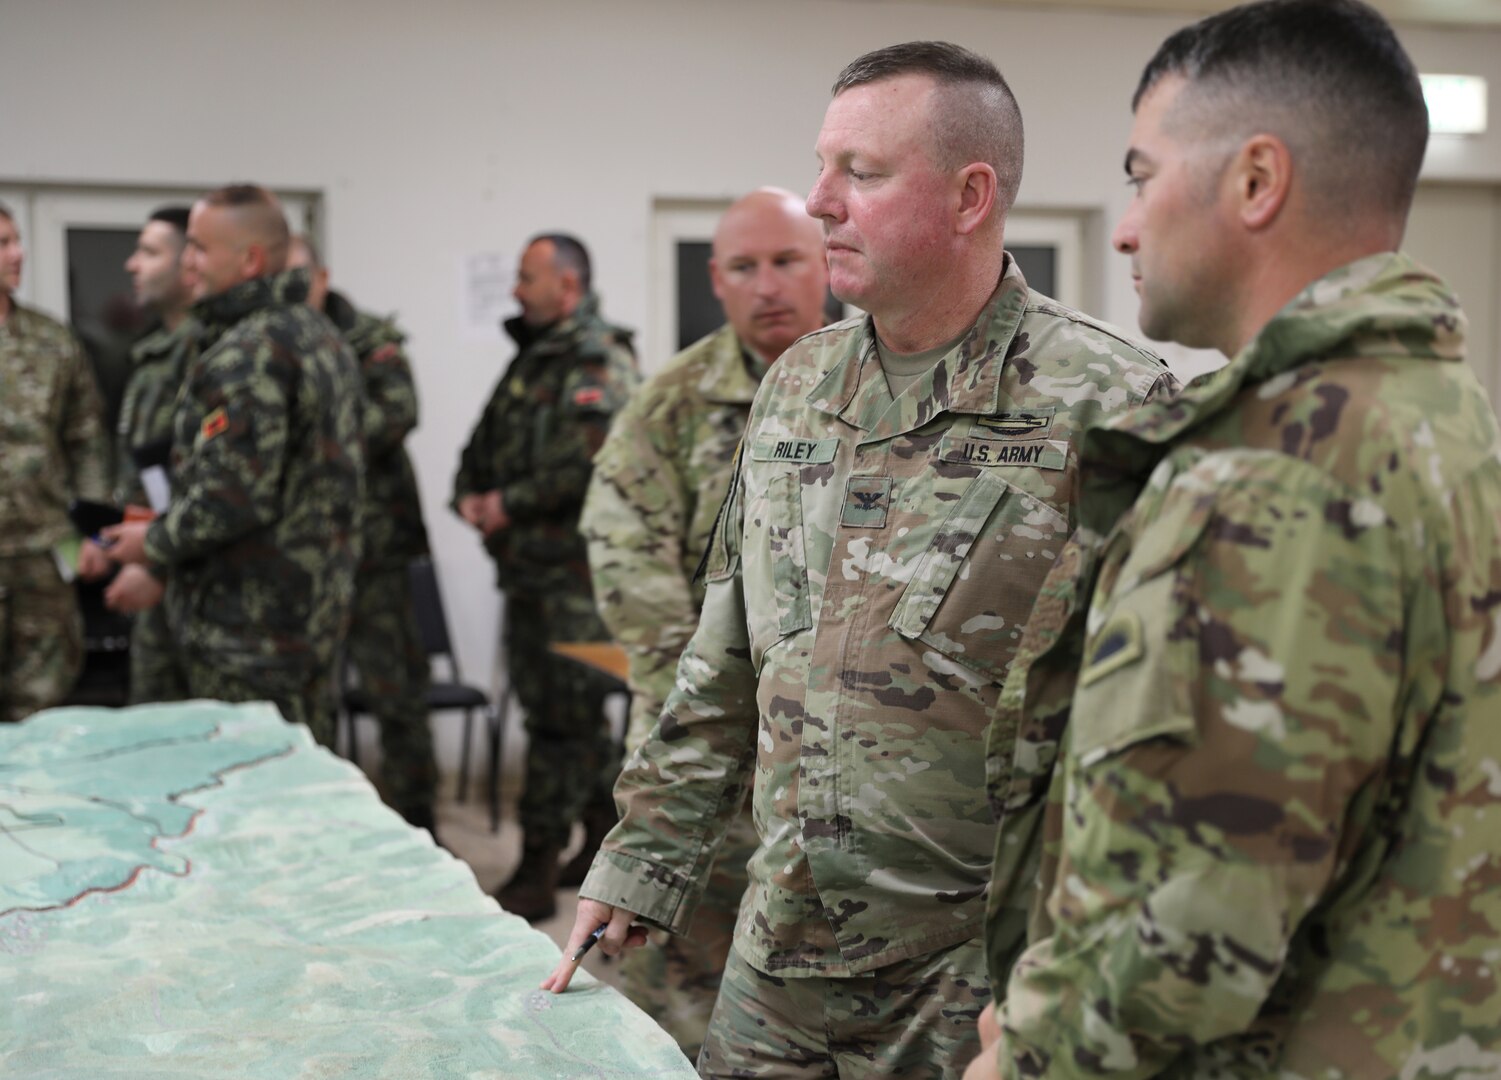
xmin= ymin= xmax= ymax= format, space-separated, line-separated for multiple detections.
xmin=541 ymin=898 xmax=650 ymax=993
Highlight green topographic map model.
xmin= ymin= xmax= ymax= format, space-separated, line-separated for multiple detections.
xmin=0 ymin=701 xmax=694 ymax=1079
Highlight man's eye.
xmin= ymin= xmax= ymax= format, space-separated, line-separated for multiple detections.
xmin=1126 ymin=176 xmax=1147 ymax=192
xmin=850 ymin=169 xmax=873 ymax=182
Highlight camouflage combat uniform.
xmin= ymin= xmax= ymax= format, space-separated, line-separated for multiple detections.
xmin=142 ymin=269 xmax=364 ymax=744
xmin=453 ymin=293 xmax=637 ymax=857
xmin=580 ymin=257 xmax=1174 ymax=1077
xmin=326 ymin=289 xmax=435 ymax=821
xmin=0 ymin=302 xmax=109 ymax=722
xmin=113 ymin=317 xmax=197 ymax=704
xmin=986 ymin=254 xmax=1501 ymax=1076
xmin=582 ymin=323 xmax=766 ymax=1059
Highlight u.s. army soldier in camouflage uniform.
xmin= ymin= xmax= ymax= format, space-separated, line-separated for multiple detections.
xmin=105 ymin=186 xmax=363 ymax=747
xmin=582 ymin=189 xmax=830 ymax=1060
xmin=289 ymin=234 xmax=438 ymax=834
xmin=454 ymin=233 xmax=637 ymax=922
xmin=968 ymin=4 xmax=1501 ymax=1077
xmin=103 ymin=206 xmax=198 ymax=704
xmin=549 ymin=45 xmax=1175 ymax=1079
xmin=0 ymin=202 xmax=111 ymax=723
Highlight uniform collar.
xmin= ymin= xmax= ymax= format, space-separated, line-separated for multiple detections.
xmin=1076 ymin=252 xmax=1466 ymax=532
xmin=807 ymin=254 xmax=1029 ymax=443
xmin=192 ymin=268 xmax=312 ymax=340
xmin=697 ymin=325 xmax=766 ymax=405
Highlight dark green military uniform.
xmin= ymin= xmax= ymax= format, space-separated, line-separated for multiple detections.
xmin=143 ymin=268 xmax=364 ymax=743
xmin=453 ymin=292 xmax=637 ymax=861
xmin=325 ymin=289 xmax=435 ymax=821
xmin=113 ymin=317 xmax=197 ymax=704
xmin=0 ymin=301 xmax=110 ymax=722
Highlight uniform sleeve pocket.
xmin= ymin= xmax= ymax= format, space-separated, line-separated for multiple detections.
xmin=1070 ymin=487 xmax=1215 ymax=767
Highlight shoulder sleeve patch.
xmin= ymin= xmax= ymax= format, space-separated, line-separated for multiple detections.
xmin=573 ymin=386 xmax=605 ymax=408
xmin=200 ymin=407 xmax=229 ymax=442
xmin=1079 ymin=609 xmax=1143 ymax=687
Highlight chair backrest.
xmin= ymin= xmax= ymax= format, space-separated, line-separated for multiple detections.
xmin=408 ymin=558 xmax=460 ymax=677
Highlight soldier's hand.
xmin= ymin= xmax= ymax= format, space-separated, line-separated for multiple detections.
xmin=540 ymin=897 xmax=648 ymax=993
xmin=100 ymin=521 xmax=151 ymax=565
xmin=105 ymin=564 xmax=166 ymax=614
xmin=76 ymin=539 xmax=113 ymax=581
xmin=458 ymin=493 xmax=487 ymax=528
xmin=961 ymin=1003 xmax=1003 ymax=1080
xmin=479 ymin=490 xmax=510 ymax=536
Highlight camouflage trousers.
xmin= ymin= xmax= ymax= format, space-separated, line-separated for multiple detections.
xmin=180 ymin=655 xmax=334 ymax=747
xmin=504 ymin=578 xmax=622 ymax=849
xmin=0 ymin=553 xmax=83 ymax=724
xmin=620 ymin=803 xmax=758 ymax=1062
xmin=697 ymin=936 xmax=990 ymax=1079
xmin=128 ymin=602 xmax=188 ymax=705
xmin=345 ymin=564 xmax=436 ymax=816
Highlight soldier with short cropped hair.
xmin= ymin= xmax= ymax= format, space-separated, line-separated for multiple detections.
xmin=550 ymin=42 xmax=1176 ymax=1079
xmin=581 ymin=187 xmax=830 ymax=1060
xmin=453 ymin=232 xmax=637 ymax=922
xmin=103 ymin=205 xmax=199 ymax=703
xmin=104 ymin=185 xmax=364 ymax=744
xmin=968 ymin=2 xmax=1501 ymax=1077
xmin=0 ymin=201 xmax=111 ymax=722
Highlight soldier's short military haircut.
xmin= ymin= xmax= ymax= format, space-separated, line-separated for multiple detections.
xmin=1135 ymin=0 xmax=1427 ymax=220
xmin=201 ymin=183 xmax=291 ymax=270
xmin=530 ymin=232 xmax=592 ymax=294
xmin=0 ymin=200 xmax=13 ymax=225
xmin=149 ymin=205 xmax=191 ymax=237
xmin=832 ymin=41 xmax=1025 ymax=216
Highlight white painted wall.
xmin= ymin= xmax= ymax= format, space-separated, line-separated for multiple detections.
xmin=6 ymin=0 xmax=1501 ymax=768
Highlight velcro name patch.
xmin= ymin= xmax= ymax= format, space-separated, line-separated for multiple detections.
xmin=751 ymin=437 xmax=839 ymax=464
xmin=938 ymin=437 xmax=1066 ymax=470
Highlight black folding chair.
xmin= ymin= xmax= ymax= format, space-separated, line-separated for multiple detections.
xmin=340 ymin=558 xmax=493 ymax=804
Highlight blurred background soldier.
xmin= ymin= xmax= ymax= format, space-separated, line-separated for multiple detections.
xmin=288 ymin=234 xmax=439 ymax=837
xmin=453 ymin=233 xmax=637 ymax=921
xmin=104 ymin=185 xmax=364 ymax=743
xmin=103 ymin=206 xmax=198 ymax=703
xmin=581 ymin=187 xmax=829 ymax=1059
xmin=0 ymin=200 xmax=112 ymax=722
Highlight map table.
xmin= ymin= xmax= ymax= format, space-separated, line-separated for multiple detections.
xmin=0 ymin=701 xmax=695 ymax=1079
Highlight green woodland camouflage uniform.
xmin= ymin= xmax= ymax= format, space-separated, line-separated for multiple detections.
xmin=113 ymin=317 xmax=197 ymax=704
xmin=582 ymin=323 xmax=766 ymax=1059
xmin=142 ymin=268 xmax=364 ymax=744
xmin=326 ymin=289 xmax=436 ymax=820
xmin=580 ymin=257 xmax=1175 ymax=1077
xmin=0 ymin=302 xmax=109 ymax=722
xmin=453 ymin=292 xmax=637 ymax=853
xmin=985 ymin=254 xmax=1501 ymax=1077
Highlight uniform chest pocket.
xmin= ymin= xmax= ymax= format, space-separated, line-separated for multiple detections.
xmin=742 ymin=468 xmax=814 ymax=670
xmin=889 ymin=470 xmax=1068 ymax=683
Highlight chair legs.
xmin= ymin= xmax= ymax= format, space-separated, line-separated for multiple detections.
xmin=488 ymin=693 xmax=509 ymax=833
xmin=458 ymin=708 xmax=475 ymax=804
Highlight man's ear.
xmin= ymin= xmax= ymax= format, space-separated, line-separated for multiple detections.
xmin=242 ymin=242 xmax=268 ymax=281
xmin=1230 ymin=133 xmax=1292 ymax=231
xmin=708 ymin=256 xmax=725 ymax=303
xmin=954 ymin=162 xmax=997 ymax=237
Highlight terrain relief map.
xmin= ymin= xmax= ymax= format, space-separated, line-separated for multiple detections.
xmin=0 ymin=701 xmax=693 ymax=1078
